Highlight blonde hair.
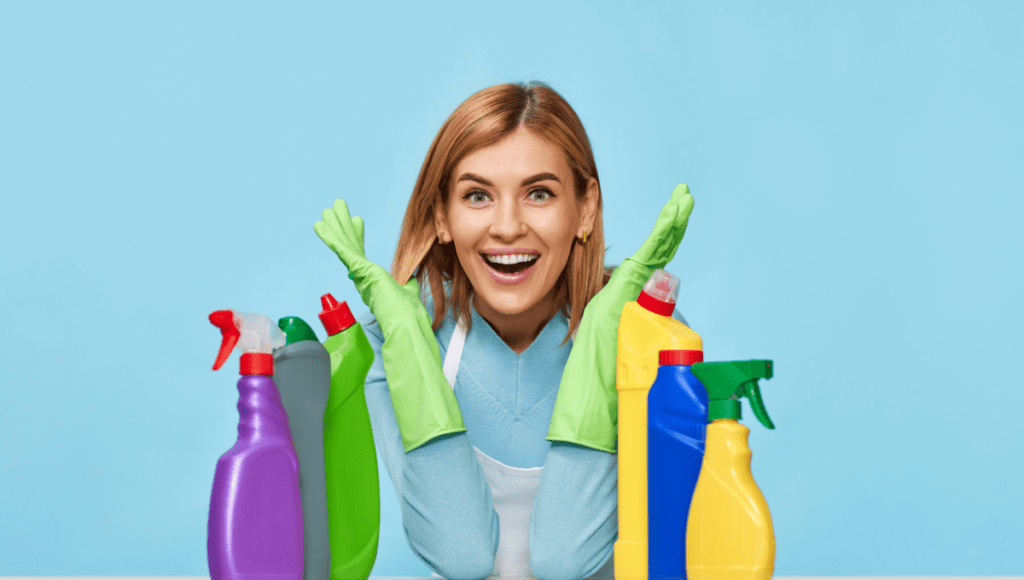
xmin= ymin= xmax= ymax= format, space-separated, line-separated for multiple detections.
xmin=390 ymin=82 xmax=605 ymax=341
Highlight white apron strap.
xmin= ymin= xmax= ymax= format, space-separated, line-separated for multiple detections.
xmin=442 ymin=317 xmax=468 ymax=389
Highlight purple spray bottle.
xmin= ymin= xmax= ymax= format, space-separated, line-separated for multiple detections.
xmin=208 ymin=309 xmax=304 ymax=580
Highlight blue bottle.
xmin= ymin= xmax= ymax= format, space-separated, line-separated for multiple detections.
xmin=647 ymin=348 xmax=708 ymax=580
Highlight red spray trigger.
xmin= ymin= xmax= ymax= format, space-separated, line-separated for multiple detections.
xmin=209 ymin=310 xmax=240 ymax=370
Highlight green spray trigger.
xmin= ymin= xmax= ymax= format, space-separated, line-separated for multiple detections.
xmin=691 ymin=360 xmax=775 ymax=429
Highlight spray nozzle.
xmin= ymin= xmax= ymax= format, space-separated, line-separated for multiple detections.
xmin=278 ymin=316 xmax=319 ymax=345
xmin=690 ymin=360 xmax=775 ymax=429
xmin=209 ymin=309 xmax=286 ymax=375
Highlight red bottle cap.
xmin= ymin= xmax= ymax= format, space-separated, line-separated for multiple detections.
xmin=240 ymin=353 xmax=274 ymax=376
xmin=659 ymin=349 xmax=704 ymax=366
xmin=319 ymin=293 xmax=355 ymax=336
xmin=637 ymin=290 xmax=675 ymax=317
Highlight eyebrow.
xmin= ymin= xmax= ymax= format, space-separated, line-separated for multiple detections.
xmin=456 ymin=172 xmax=562 ymax=187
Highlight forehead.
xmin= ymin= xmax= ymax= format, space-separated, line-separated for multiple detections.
xmin=454 ymin=128 xmax=571 ymax=179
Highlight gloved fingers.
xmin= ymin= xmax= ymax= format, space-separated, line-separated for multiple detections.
xmin=325 ymin=199 xmax=360 ymax=248
xmin=630 ymin=184 xmax=694 ymax=269
xmin=352 ymin=214 xmax=366 ymax=255
xmin=315 ymin=201 xmax=369 ymax=271
xmin=314 ymin=220 xmax=355 ymax=266
xmin=672 ymin=184 xmax=695 ymax=235
xmin=316 ymin=206 xmax=347 ymax=248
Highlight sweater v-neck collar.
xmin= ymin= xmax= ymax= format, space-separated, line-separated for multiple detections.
xmin=467 ymin=302 xmax=567 ymax=358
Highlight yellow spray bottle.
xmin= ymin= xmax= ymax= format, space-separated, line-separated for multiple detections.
xmin=615 ymin=269 xmax=703 ymax=580
xmin=687 ymin=360 xmax=775 ymax=580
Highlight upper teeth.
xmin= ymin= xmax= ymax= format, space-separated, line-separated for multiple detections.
xmin=486 ymin=254 xmax=537 ymax=265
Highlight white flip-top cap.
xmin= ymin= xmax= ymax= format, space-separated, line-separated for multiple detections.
xmin=642 ymin=269 xmax=680 ymax=306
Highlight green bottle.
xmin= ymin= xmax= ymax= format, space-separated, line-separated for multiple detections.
xmin=318 ymin=293 xmax=379 ymax=580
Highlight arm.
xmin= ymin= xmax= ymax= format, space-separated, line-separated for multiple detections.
xmin=361 ymin=313 xmax=499 ymax=580
xmin=529 ymin=443 xmax=616 ymax=580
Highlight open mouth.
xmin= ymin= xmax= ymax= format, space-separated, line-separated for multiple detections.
xmin=481 ymin=252 xmax=539 ymax=275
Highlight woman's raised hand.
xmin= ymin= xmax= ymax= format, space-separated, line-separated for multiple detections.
xmin=315 ymin=199 xmax=432 ymax=328
xmin=547 ymin=184 xmax=694 ymax=453
xmin=314 ymin=199 xmax=374 ymax=298
xmin=315 ymin=199 xmax=465 ymax=453
xmin=627 ymin=183 xmax=694 ymax=273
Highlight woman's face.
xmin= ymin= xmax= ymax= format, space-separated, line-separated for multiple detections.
xmin=436 ymin=128 xmax=597 ymax=326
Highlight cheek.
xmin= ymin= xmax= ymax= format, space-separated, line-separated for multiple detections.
xmin=448 ymin=219 xmax=491 ymax=271
xmin=446 ymin=208 xmax=480 ymax=245
xmin=536 ymin=211 xmax=580 ymax=249
xmin=536 ymin=225 xmax=578 ymax=278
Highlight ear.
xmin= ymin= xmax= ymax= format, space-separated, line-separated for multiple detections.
xmin=434 ymin=201 xmax=452 ymax=243
xmin=577 ymin=177 xmax=599 ymax=238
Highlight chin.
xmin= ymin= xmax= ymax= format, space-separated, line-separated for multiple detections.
xmin=477 ymin=293 xmax=533 ymax=316
xmin=475 ymin=283 xmax=555 ymax=318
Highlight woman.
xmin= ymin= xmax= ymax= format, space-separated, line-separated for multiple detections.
xmin=315 ymin=82 xmax=693 ymax=580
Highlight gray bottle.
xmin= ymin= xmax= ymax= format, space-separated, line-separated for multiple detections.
xmin=274 ymin=316 xmax=331 ymax=580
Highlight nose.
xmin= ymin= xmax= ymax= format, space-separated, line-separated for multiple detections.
xmin=488 ymin=199 xmax=528 ymax=242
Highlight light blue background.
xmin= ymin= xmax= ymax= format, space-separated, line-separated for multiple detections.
xmin=1 ymin=1 xmax=1022 ymax=576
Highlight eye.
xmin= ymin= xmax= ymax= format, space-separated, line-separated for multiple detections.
xmin=463 ymin=190 xmax=491 ymax=204
xmin=526 ymin=187 xmax=554 ymax=202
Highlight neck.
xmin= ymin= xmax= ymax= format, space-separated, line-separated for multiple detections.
xmin=472 ymin=292 xmax=559 ymax=355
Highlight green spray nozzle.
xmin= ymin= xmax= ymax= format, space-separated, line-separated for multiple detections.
xmin=690 ymin=360 xmax=775 ymax=429
xmin=278 ymin=316 xmax=320 ymax=345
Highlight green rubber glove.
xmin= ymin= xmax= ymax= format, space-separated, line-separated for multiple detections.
xmin=547 ymin=184 xmax=695 ymax=452
xmin=314 ymin=199 xmax=465 ymax=453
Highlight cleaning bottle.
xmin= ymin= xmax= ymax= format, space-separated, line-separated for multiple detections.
xmin=615 ymin=269 xmax=703 ymax=580
xmin=207 ymin=309 xmax=304 ymax=580
xmin=319 ymin=293 xmax=379 ymax=580
xmin=274 ymin=316 xmax=331 ymax=580
xmin=647 ymin=348 xmax=707 ymax=580
xmin=687 ymin=360 xmax=775 ymax=580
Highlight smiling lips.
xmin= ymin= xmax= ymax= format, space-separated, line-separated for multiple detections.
xmin=480 ymin=250 xmax=540 ymax=284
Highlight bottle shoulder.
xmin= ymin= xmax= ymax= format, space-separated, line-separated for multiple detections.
xmin=618 ymin=303 xmax=702 ymax=353
xmin=219 ymin=434 xmax=299 ymax=465
xmin=649 ymin=366 xmax=708 ymax=406
xmin=324 ymin=323 xmax=374 ymax=357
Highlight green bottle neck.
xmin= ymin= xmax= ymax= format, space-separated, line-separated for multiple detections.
xmin=709 ymin=399 xmax=743 ymax=421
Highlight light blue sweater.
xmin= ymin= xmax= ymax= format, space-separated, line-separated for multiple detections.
xmin=359 ymin=304 xmax=617 ymax=580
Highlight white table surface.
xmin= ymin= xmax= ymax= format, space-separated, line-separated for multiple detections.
xmin=3 ymin=576 xmax=1022 ymax=580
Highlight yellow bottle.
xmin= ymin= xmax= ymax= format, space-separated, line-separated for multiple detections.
xmin=687 ymin=360 xmax=776 ymax=580
xmin=615 ymin=270 xmax=702 ymax=580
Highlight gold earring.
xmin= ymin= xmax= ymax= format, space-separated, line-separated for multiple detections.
xmin=581 ymin=231 xmax=588 ymax=243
